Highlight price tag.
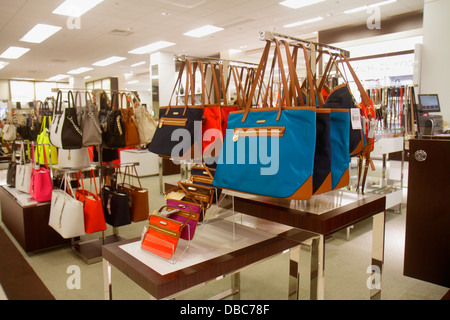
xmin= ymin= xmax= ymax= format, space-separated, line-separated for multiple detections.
xmin=350 ymin=108 xmax=362 ymax=130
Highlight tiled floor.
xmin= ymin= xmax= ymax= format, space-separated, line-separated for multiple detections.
xmin=0 ymin=159 xmax=448 ymax=300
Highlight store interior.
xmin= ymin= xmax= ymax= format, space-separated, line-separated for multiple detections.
xmin=0 ymin=0 xmax=449 ymax=301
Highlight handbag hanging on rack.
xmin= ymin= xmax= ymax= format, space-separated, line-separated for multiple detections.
xmin=117 ymin=165 xmax=149 ymax=222
xmin=81 ymin=91 xmax=102 ymax=147
xmin=120 ymin=93 xmax=141 ymax=147
xmin=30 ymin=142 xmax=53 ymax=203
xmin=103 ymin=92 xmax=126 ymax=149
xmin=134 ymin=101 xmax=157 ymax=145
xmin=36 ymin=99 xmax=58 ymax=165
xmin=147 ymin=59 xmax=204 ymax=160
xmin=15 ymin=142 xmax=32 ymax=194
xmin=101 ymin=167 xmax=131 ymax=227
xmin=75 ymin=170 xmax=107 ymax=234
xmin=141 ymin=205 xmax=193 ymax=260
xmin=213 ymin=39 xmax=317 ymax=200
xmin=48 ymin=173 xmax=85 ymax=239
xmin=58 ymin=147 xmax=91 ymax=169
xmin=6 ymin=142 xmax=17 ymax=187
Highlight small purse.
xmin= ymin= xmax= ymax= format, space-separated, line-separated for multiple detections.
xmin=141 ymin=205 xmax=193 ymax=260
xmin=190 ymin=162 xmax=222 ymax=204
xmin=75 ymin=171 xmax=107 ymax=234
xmin=117 ymin=165 xmax=149 ymax=222
xmin=167 ymin=204 xmax=199 ymax=241
xmin=177 ymin=180 xmax=214 ymax=209
xmin=166 ymin=185 xmax=205 ymax=222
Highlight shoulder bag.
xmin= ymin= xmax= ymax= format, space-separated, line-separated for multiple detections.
xmin=35 ymin=114 xmax=58 ymax=165
xmin=120 ymin=93 xmax=140 ymax=147
xmin=134 ymin=102 xmax=157 ymax=145
xmin=30 ymin=142 xmax=53 ymax=203
xmin=117 ymin=165 xmax=149 ymax=222
xmin=81 ymin=92 xmax=102 ymax=146
xmin=103 ymin=92 xmax=126 ymax=149
xmin=15 ymin=143 xmax=32 ymax=194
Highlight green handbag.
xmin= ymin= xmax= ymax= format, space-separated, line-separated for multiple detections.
xmin=35 ymin=116 xmax=58 ymax=165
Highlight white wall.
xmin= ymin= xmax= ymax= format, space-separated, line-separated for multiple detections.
xmin=420 ymin=0 xmax=450 ymax=125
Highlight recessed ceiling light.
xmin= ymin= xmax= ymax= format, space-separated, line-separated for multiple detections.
xmin=131 ymin=61 xmax=146 ymax=67
xmin=0 ymin=46 xmax=30 ymax=59
xmin=283 ymin=16 xmax=324 ymax=28
xmin=129 ymin=41 xmax=176 ymax=54
xmin=67 ymin=67 xmax=93 ymax=74
xmin=344 ymin=0 xmax=397 ymax=14
xmin=20 ymin=24 xmax=62 ymax=43
xmin=127 ymin=80 xmax=139 ymax=84
xmin=53 ymin=0 xmax=104 ymax=17
xmin=279 ymin=0 xmax=325 ymax=9
xmin=0 ymin=61 xmax=9 ymax=70
xmin=92 ymin=56 xmax=126 ymax=66
xmin=47 ymin=74 xmax=70 ymax=81
xmin=229 ymin=49 xmax=242 ymax=54
xmin=183 ymin=25 xmax=224 ymax=38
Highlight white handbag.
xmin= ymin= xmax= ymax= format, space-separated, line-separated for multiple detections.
xmin=2 ymin=124 xmax=17 ymax=141
xmin=134 ymin=104 xmax=157 ymax=145
xmin=48 ymin=176 xmax=85 ymax=239
xmin=58 ymin=147 xmax=91 ymax=169
xmin=15 ymin=143 xmax=32 ymax=194
xmin=49 ymin=90 xmax=65 ymax=148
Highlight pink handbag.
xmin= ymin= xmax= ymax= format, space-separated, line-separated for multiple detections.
xmin=30 ymin=143 xmax=53 ymax=203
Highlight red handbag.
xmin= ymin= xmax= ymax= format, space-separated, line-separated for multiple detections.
xmin=141 ymin=205 xmax=193 ymax=260
xmin=75 ymin=170 xmax=107 ymax=234
xmin=30 ymin=143 xmax=53 ymax=203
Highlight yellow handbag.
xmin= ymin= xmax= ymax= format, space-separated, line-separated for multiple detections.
xmin=35 ymin=116 xmax=58 ymax=165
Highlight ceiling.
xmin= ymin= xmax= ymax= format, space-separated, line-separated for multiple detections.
xmin=0 ymin=0 xmax=424 ymax=90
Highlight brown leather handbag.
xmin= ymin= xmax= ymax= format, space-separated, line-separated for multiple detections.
xmin=117 ymin=165 xmax=149 ymax=222
xmin=120 ymin=93 xmax=141 ymax=147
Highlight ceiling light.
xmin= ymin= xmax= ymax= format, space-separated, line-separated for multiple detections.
xmin=0 ymin=46 xmax=30 ymax=59
xmin=0 ymin=61 xmax=9 ymax=70
xmin=67 ymin=67 xmax=93 ymax=74
xmin=127 ymin=80 xmax=139 ymax=84
xmin=131 ymin=61 xmax=146 ymax=67
xmin=280 ymin=0 xmax=325 ymax=9
xmin=129 ymin=41 xmax=175 ymax=54
xmin=344 ymin=0 xmax=397 ymax=14
xmin=47 ymin=74 xmax=70 ymax=81
xmin=92 ymin=56 xmax=126 ymax=66
xmin=183 ymin=25 xmax=224 ymax=38
xmin=229 ymin=49 xmax=242 ymax=54
xmin=20 ymin=24 xmax=62 ymax=43
xmin=53 ymin=0 xmax=104 ymax=17
xmin=283 ymin=16 xmax=324 ymax=28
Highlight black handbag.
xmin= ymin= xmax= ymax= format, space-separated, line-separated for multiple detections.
xmin=147 ymin=60 xmax=203 ymax=160
xmin=6 ymin=143 xmax=16 ymax=187
xmin=61 ymin=91 xmax=83 ymax=149
xmin=103 ymin=92 xmax=126 ymax=149
xmin=101 ymin=186 xmax=131 ymax=227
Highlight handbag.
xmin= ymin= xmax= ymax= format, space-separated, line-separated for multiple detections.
xmin=166 ymin=204 xmax=198 ymax=241
xmin=134 ymin=103 xmax=157 ymax=145
xmin=2 ymin=123 xmax=17 ymax=141
xmin=190 ymin=162 xmax=222 ymax=204
xmin=6 ymin=143 xmax=17 ymax=187
xmin=75 ymin=171 xmax=107 ymax=234
xmin=36 ymin=100 xmax=58 ymax=165
xmin=141 ymin=205 xmax=193 ymax=260
xmin=117 ymin=165 xmax=149 ymax=222
xmin=49 ymin=91 xmax=83 ymax=149
xmin=147 ymin=59 xmax=204 ymax=160
xmin=81 ymin=92 xmax=102 ymax=146
xmin=30 ymin=143 xmax=53 ymax=203
xmin=120 ymin=93 xmax=141 ymax=147
xmin=48 ymin=175 xmax=85 ymax=239
xmin=103 ymin=92 xmax=126 ymax=149
xmin=15 ymin=143 xmax=32 ymax=194
xmin=101 ymin=177 xmax=131 ymax=227
xmin=213 ymin=39 xmax=317 ymax=200
xmin=58 ymin=147 xmax=91 ymax=169
xmin=177 ymin=180 xmax=214 ymax=209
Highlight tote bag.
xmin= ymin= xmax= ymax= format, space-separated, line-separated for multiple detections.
xmin=213 ymin=40 xmax=317 ymax=200
xmin=30 ymin=143 xmax=53 ymax=203
xmin=15 ymin=143 xmax=32 ymax=194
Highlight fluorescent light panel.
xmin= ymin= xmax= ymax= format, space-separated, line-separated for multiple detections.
xmin=0 ymin=61 xmax=9 ymax=70
xmin=129 ymin=41 xmax=175 ymax=54
xmin=284 ymin=16 xmax=324 ymax=28
xmin=20 ymin=24 xmax=62 ymax=43
xmin=344 ymin=0 xmax=397 ymax=14
xmin=53 ymin=0 xmax=104 ymax=17
xmin=0 ymin=46 xmax=30 ymax=59
xmin=92 ymin=56 xmax=126 ymax=66
xmin=131 ymin=61 xmax=146 ymax=67
xmin=280 ymin=0 xmax=325 ymax=9
xmin=67 ymin=67 xmax=93 ymax=74
xmin=183 ymin=25 xmax=223 ymax=38
xmin=47 ymin=74 xmax=70 ymax=81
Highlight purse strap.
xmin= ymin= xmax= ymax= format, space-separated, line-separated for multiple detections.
xmin=157 ymin=205 xmax=193 ymax=230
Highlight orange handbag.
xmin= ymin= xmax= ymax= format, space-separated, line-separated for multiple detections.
xmin=141 ymin=205 xmax=192 ymax=260
xmin=120 ymin=93 xmax=141 ymax=147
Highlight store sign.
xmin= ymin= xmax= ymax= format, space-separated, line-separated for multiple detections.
xmin=350 ymin=54 xmax=415 ymax=80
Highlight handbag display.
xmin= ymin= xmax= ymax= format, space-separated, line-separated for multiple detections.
xmin=120 ymin=93 xmax=141 ymax=147
xmin=141 ymin=205 xmax=193 ymax=260
xmin=117 ymin=165 xmax=149 ymax=222
xmin=58 ymin=147 xmax=91 ymax=169
xmin=49 ymin=90 xmax=83 ymax=149
xmin=48 ymin=175 xmax=85 ymax=239
xmin=213 ymin=39 xmax=317 ymax=200
xmin=134 ymin=103 xmax=157 ymax=145
xmin=30 ymin=143 xmax=53 ymax=203
xmin=75 ymin=171 xmax=107 ymax=234
xmin=81 ymin=92 xmax=102 ymax=146
xmin=15 ymin=143 xmax=32 ymax=194
xmin=103 ymin=92 xmax=126 ymax=149
xmin=147 ymin=59 xmax=204 ymax=160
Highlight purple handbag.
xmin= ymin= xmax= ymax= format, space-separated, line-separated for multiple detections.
xmin=166 ymin=200 xmax=200 ymax=240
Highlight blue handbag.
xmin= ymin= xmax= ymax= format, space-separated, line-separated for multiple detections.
xmin=213 ymin=40 xmax=317 ymax=200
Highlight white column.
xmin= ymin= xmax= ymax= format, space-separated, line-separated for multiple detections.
xmin=151 ymin=51 xmax=176 ymax=118
xmin=420 ymin=0 xmax=450 ymax=122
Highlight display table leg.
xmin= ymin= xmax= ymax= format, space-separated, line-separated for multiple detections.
xmin=103 ymin=259 xmax=112 ymax=300
xmin=310 ymin=235 xmax=325 ymax=300
xmin=370 ymin=211 xmax=386 ymax=300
